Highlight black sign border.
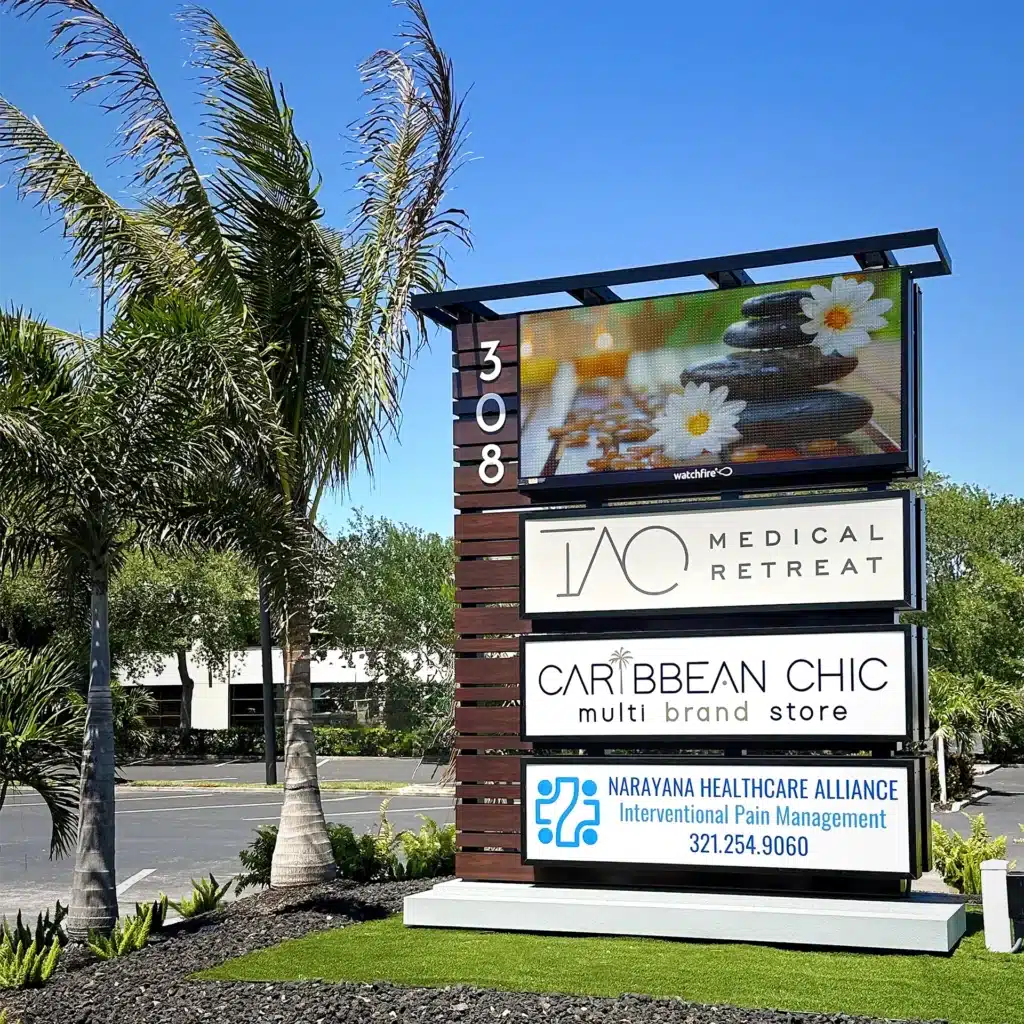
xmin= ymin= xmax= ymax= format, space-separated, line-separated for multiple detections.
xmin=520 ymin=489 xmax=920 ymax=620
xmin=519 ymin=623 xmax=921 ymax=747
xmin=516 ymin=268 xmax=917 ymax=498
xmin=520 ymin=755 xmax=923 ymax=880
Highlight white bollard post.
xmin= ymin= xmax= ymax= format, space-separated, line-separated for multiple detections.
xmin=981 ymin=859 xmax=1014 ymax=953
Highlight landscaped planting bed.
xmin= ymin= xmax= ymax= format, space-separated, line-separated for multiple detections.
xmin=2 ymin=880 xmax=1007 ymax=1024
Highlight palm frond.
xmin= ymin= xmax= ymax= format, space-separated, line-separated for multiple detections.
xmin=1 ymin=0 xmax=246 ymax=315
xmin=0 ymin=98 xmax=185 ymax=302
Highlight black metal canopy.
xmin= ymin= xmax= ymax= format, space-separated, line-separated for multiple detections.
xmin=412 ymin=228 xmax=951 ymax=328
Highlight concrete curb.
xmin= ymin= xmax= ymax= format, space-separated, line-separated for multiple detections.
xmin=931 ymin=786 xmax=992 ymax=814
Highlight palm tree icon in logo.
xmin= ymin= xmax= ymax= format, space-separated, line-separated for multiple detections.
xmin=608 ymin=648 xmax=633 ymax=694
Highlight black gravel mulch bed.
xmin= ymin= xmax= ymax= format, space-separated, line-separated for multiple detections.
xmin=2 ymin=878 xmax=944 ymax=1024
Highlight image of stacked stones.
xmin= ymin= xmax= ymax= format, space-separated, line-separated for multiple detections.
xmin=682 ymin=289 xmax=873 ymax=456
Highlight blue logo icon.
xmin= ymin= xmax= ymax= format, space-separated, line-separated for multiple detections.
xmin=535 ymin=776 xmax=600 ymax=847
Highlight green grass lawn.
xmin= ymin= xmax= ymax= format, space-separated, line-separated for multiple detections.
xmin=196 ymin=909 xmax=1022 ymax=1024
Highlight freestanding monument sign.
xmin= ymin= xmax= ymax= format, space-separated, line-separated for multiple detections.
xmin=404 ymin=230 xmax=965 ymax=951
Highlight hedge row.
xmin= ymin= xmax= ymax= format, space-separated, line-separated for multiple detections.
xmin=129 ymin=724 xmax=436 ymax=760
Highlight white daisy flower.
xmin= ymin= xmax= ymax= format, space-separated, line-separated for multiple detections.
xmin=799 ymin=276 xmax=893 ymax=356
xmin=649 ymin=381 xmax=746 ymax=459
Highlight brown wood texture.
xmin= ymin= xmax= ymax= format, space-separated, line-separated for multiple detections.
xmin=456 ymin=783 xmax=521 ymax=801
xmin=457 ymin=833 xmax=522 ymax=851
xmin=455 ymin=686 xmax=519 ymax=703
xmin=455 ymin=636 xmax=520 ymax=654
xmin=456 ymin=539 xmax=519 ymax=558
xmin=456 ymin=607 xmax=530 ymax=635
xmin=455 ymin=442 xmax=519 ymax=464
xmin=454 ymin=319 xmax=518 ymax=352
xmin=456 ymin=489 xmax=532 ymax=510
xmin=454 ymin=512 xmax=519 ymax=541
xmin=455 ymin=345 xmax=517 ymax=369
xmin=453 ymin=366 xmax=517 ymax=399
xmin=457 ymin=803 xmax=521 ymax=832
xmin=455 ymin=588 xmax=518 ymax=606
xmin=453 ymin=415 xmax=518 ymax=447
xmin=456 ymin=853 xmax=534 ymax=882
xmin=456 ymin=706 xmax=520 ymax=735
xmin=454 ymin=735 xmax=531 ymax=750
xmin=455 ymin=755 xmax=522 ymax=783
xmin=454 ymin=556 xmax=519 ymax=588
xmin=455 ymin=657 xmax=519 ymax=684
xmin=455 ymin=463 xmax=519 ymax=494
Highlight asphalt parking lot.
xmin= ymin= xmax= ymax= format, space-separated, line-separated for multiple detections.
xmin=933 ymin=763 xmax=1024 ymax=844
xmin=0 ymin=760 xmax=452 ymax=924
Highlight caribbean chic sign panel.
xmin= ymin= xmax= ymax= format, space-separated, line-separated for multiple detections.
xmin=518 ymin=268 xmax=914 ymax=494
xmin=521 ymin=626 xmax=919 ymax=743
xmin=523 ymin=759 xmax=921 ymax=877
xmin=521 ymin=491 xmax=918 ymax=618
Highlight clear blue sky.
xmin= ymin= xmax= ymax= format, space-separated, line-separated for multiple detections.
xmin=2 ymin=1 xmax=1021 ymax=537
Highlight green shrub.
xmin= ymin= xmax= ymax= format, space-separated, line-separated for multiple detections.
xmin=87 ymin=905 xmax=152 ymax=960
xmin=169 ymin=874 xmax=230 ymax=918
xmin=928 ymin=751 xmax=975 ymax=803
xmin=235 ymin=803 xmax=454 ymax=892
xmin=0 ymin=931 xmax=61 ymax=990
xmin=135 ymin=893 xmax=168 ymax=932
xmin=1 ymin=901 xmax=67 ymax=952
xmin=931 ymin=814 xmax=1009 ymax=894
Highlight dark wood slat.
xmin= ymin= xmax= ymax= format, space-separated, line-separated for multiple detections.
xmin=456 ymin=852 xmax=534 ymax=881
xmin=457 ymin=832 xmax=522 ymax=851
xmin=455 ymin=463 xmax=519 ymax=494
xmin=453 ymin=415 xmax=518 ymax=447
xmin=457 ymin=490 xmax=531 ymax=510
xmin=457 ymin=803 xmax=521 ymax=832
xmin=456 ymin=685 xmax=519 ymax=703
xmin=456 ymin=783 xmax=521 ymax=800
xmin=455 ymin=559 xmax=519 ymax=588
xmin=454 ymin=345 xmax=517 ymax=369
xmin=456 ymin=608 xmax=530 ymax=635
xmin=456 ymin=539 xmax=519 ymax=558
xmin=455 ymin=756 xmax=522 ymax=782
xmin=456 ymin=588 xmax=519 ymax=606
xmin=456 ymin=706 xmax=521 ymax=735
xmin=455 ymin=442 xmax=520 ymax=464
xmin=454 ymin=320 xmax=518 ymax=352
xmin=454 ymin=512 xmax=520 ymax=541
xmin=454 ymin=736 xmax=532 ymax=750
xmin=453 ymin=366 xmax=517 ymax=399
xmin=455 ymin=658 xmax=518 ymax=685
xmin=455 ymin=636 xmax=520 ymax=653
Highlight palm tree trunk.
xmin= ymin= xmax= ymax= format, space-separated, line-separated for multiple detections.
xmin=937 ymin=731 xmax=948 ymax=807
xmin=68 ymin=569 xmax=118 ymax=938
xmin=176 ymin=648 xmax=194 ymax=733
xmin=270 ymin=605 xmax=336 ymax=886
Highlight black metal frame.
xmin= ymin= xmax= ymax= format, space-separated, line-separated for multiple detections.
xmin=510 ymin=266 xmax=917 ymax=498
xmin=520 ymin=755 xmax=924 ymax=880
xmin=418 ymin=229 xmax=950 ymax=327
xmin=518 ymin=623 xmax=921 ymax=746
xmin=519 ymin=489 xmax=921 ymax=619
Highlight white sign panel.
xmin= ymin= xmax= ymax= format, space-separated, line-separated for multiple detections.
xmin=522 ymin=494 xmax=913 ymax=617
xmin=522 ymin=628 xmax=914 ymax=741
xmin=523 ymin=760 xmax=915 ymax=875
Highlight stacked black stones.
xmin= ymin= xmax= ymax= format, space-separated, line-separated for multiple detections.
xmin=682 ymin=289 xmax=873 ymax=451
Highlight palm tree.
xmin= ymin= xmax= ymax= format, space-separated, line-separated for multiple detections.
xmin=1 ymin=0 xmax=469 ymax=887
xmin=0 ymin=304 xmax=289 ymax=937
xmin=0 ymin=644 xmax=84 ymax=858
xmin=608 ymin=648 xmax=633 ymax=694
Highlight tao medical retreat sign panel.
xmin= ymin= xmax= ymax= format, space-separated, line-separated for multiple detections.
xmin=521 ymin=491 xmax=920 ymax=618
xmin=523 ymin=758 xmax=921 ymax=877
xmin=521 ymin=625 xmax=920 ymax=744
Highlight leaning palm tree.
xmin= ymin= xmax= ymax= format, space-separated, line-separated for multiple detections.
xmin=0 ymin=0 xmax=469 ymax=887
xmin=0 ymin=644 xmax=84 ymax=858
xmin=0 ymin=304 xmax=292 ymax=937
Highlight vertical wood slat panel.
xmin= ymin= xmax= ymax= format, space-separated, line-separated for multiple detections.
xmin=453 ymin=318 xmax=530 ymax=883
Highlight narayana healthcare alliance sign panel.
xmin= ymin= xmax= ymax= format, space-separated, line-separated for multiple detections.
xmin=521 ymin=626 xmax=918 ymax=743
xmin=523 ymin=759 xmax=919 ymax=877
xmin=521 ymin=491 xmax=918 ymax=618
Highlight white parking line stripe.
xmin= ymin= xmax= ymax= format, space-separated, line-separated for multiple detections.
xmin=111 ymin=794 xmax=377 ymax=815
xmin=116 ymin=868 xmax=155 ymax=895
xmin=240 ymin=804 xmax=443 ymax=822
xmin=316 ymin=757 xmax=330 ymax=768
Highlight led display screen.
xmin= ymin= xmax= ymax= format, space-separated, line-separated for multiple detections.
xmin=517 ymin=268 xmax=913 ymax=493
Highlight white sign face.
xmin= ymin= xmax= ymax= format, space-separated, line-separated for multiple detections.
xmin=522 ymin=629 xmax=912 ymax=741
xmin=522 ymin=495 xmax=911 ymax=616
xmin=523 ymin=760 xmax=914 ymax=875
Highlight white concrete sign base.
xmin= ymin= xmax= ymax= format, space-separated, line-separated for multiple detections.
xmin=404 ymin=880 xmax=966 ymax=953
